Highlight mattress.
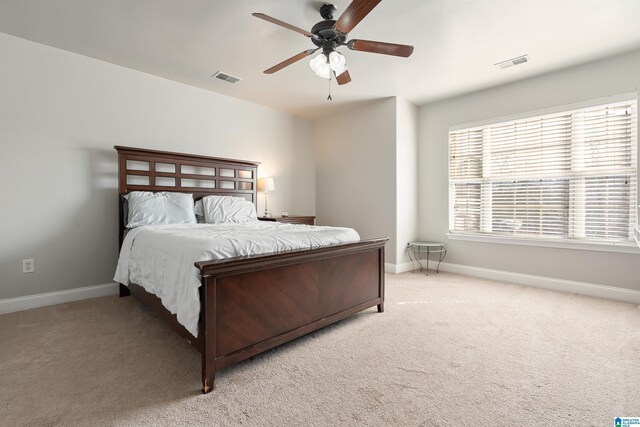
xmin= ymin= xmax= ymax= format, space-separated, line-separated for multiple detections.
xmin=114 ymin=222 xmax=360 ymax=336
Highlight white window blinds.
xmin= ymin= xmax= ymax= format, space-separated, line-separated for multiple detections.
xmin=449 ymin=99 xmax=638 ymax=243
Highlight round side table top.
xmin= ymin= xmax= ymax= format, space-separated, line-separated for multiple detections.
xmin=408 ymin=241 xmax=445 ymax=248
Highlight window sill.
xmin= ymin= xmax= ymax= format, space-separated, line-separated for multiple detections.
xmin=447 ymin=232 xmax=640 ymax=254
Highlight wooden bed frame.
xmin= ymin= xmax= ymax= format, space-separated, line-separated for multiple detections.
xmin=115 ymin=146 xmax=387 ymax=393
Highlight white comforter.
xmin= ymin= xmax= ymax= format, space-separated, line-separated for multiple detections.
xmin=113 ymin=222 xmax=360 ymax=336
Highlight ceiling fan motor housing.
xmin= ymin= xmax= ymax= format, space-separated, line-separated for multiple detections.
xmin=312 ymin=3 xmax=347 ymax=54
xmin=311 ymin=20 xmax=347 ymax=52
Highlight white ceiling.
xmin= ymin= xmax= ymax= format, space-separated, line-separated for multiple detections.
xmin=1 ymin=0 xmax=639 ymax=118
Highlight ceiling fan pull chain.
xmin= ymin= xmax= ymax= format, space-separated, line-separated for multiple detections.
xmin=327 ymin=73 xmax=333 ymax=101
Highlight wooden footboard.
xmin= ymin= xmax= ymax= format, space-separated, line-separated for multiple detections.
xmin=195 ymin=238 xmax=387 ymax=393
xmin=121 ymin=238 xmax=386 ymax=393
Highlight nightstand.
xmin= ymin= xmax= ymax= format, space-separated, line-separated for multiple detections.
xmin=258 ymin=216 xmax=316 ymax=225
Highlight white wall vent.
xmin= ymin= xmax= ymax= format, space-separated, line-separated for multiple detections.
xmin=212 ymin=71 xmax=242 ymax=84
xmin=494 ymin=54 xmax=530 ymax=69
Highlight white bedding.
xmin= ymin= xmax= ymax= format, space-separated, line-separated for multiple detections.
xmin=113 ymin=222 xmax=360 ymax=336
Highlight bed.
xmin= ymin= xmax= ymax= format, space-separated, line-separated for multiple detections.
xmin=114 ymin=146 xmax=387 ymax=393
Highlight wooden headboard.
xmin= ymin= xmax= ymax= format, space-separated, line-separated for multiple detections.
xmin=115 ymin=145 xmax=260 ymax=242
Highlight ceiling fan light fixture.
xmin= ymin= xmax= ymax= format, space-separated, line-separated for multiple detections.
xmin=309 ymin=51 xmax=347 ymax=79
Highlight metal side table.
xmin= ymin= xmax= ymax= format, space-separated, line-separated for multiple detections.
xmin=407 ymin=241 xmax=447 ymax=275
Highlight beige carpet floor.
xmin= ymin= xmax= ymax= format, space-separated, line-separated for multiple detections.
xmin=1 ymin=272 xmax=639 ymax=426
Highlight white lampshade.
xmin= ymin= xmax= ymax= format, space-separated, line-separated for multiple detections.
xmin=309 ymin=53 xmax=331 ymax=79
xmin=258 ymin=177 xmax=275 ymax=192
xmin=316 ymin=64 xmax=331 ymax=79
xmin=309 ymin=54 xmax=326 ymax=72
xmin=328 ymin=51 xmax=346 ymax=72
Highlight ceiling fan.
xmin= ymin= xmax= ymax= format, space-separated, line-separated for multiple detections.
xmin=253 ymin=0 xmax=414 ymax=86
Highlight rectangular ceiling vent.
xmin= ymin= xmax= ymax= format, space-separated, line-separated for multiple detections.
xmin=494 ymin=54 xmax=530 ymax=69
xmin=212 ymin=71 xmax=242 ymax=84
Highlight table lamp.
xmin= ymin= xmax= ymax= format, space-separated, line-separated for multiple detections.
xmin=258 ymin=177 xmax=275 ymax=217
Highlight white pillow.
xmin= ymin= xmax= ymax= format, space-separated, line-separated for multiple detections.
xmin=202 ymin=195 xmax=258 ymax=224
xmin=124 ymin=191 xmax=196 ymax=228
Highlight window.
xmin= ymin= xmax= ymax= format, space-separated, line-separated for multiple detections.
xmin=449 ymin=98 xmax=638 ymax=245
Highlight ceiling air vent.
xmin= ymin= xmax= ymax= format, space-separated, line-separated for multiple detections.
xmin=212 ymin=71 xmax=242 ymax=84
xmin=494 ymin=54 xmax=530 ymax=69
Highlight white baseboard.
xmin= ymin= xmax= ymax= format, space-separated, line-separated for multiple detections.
xmin=436 ymin=261 xmax=640 ymax=305
xmin=385 ymin=262 xmax=414 ymax=274
xmin=385 ymin=260 xmax=640 ymax=304
xmin=0 ymin=282 xmax=119 ymax=315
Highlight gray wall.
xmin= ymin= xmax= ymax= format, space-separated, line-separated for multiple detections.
xmin=315 ymin=98 xmax=398 ymax=263
xmin=0 ymin=33 xmax=315 ymax=300
xmin=418 ymin=49 xmax=640 ymax=290
xmin=315 ymin=97 xmax=419 ymax=267
xmin=4 ymin=30 xmax=638 ymax=302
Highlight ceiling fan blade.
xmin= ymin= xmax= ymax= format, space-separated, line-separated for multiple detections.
xmin=347 ymin=39 xmax=414 ymax=57
xmin=263 ymin=49 xmax=318 ymax=74
xmin=252 ymin=13 xmax=314 ymax=37
xmin=335 ymin=70 xmax=352 ymax=85
xmin=334 ymin=0 xmax=382 ymax=34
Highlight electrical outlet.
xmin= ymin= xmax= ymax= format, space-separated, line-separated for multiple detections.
xmin=22 ymin=259 xmax=34 ymax=273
